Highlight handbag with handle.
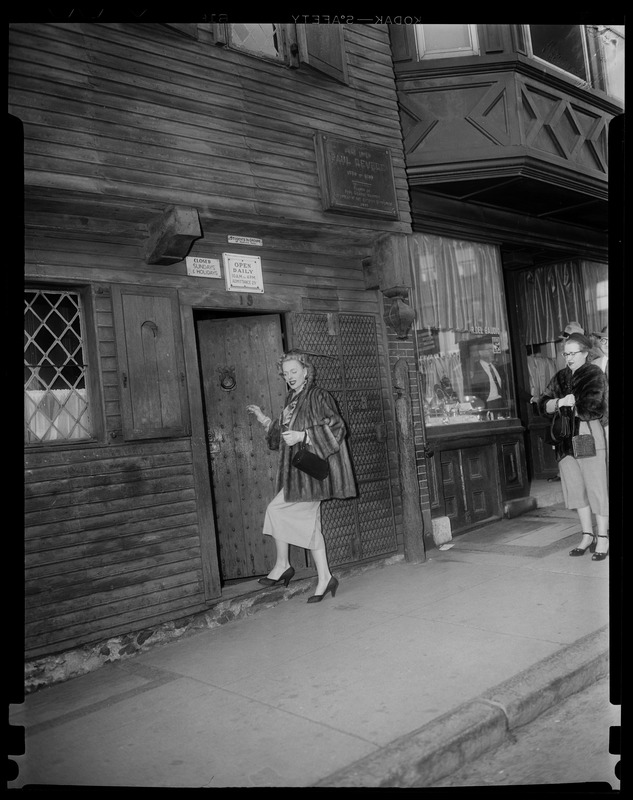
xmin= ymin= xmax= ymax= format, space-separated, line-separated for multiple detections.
xmin=548 ymin=405 xmax=572 ymax=445
xmin=291 ymin=432 xmax=330 ymax=480
xmin=572 ymin=419 xmax=596 ymax=459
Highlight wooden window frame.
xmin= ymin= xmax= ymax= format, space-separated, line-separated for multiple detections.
xmin=414 ymin=24 xmax=480 ymax=60
xmin=523 ymin=23 xmax=624 ymax=98
xmin=225 ymin=22 xmax=289 ymax=64
xmin=211 ymin=22 xmax=350 ymax=84
xmin=525 ymin=24 xmax=592 ymax=86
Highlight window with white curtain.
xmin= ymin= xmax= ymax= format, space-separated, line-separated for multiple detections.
xmin=409 ymin=233 xmax=516 ymax=425
xmin=24 ymin=288 xmax=93 ymax=443
xmin=228 ymin=23 xmax=284 ymax=61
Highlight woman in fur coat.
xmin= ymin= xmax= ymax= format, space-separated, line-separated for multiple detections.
xmin=247 ymin=350 xmax=357 ymax=602
xmin=537 ymin=333 xmax=609 ymax=560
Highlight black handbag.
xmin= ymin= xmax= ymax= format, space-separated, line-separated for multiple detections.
xmin=291 ymin=433 xmax=330 ymax=480
xmin=548 ymin=405 xmax=572 ymax=445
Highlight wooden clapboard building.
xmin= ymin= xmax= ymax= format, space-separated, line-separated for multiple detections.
xmin=16 ymin=20 xmax=623 ymax=675
xmin=15 ymin=21 xmax=416 ymax=665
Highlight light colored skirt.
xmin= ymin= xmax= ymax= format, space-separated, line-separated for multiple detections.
xmin=262 ymin=490 xmax=324 ymax=550
xmin=559 ymin=420 xmax=609 ymax=516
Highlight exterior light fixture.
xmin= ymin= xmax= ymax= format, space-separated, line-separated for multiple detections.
xmin=382 ymin=285 xmax=416 ymax=339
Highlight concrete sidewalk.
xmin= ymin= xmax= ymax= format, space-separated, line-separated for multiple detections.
xmin=10 ymin=502 xmax=614 ymax=788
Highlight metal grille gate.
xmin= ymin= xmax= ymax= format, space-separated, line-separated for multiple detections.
xmin=290 ymin=312 xmax=397 ymax=566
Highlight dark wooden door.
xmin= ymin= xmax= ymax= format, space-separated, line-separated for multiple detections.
xmin=461 ymin=445 xmax=498 ymax=525
xmin=437 ymin=449 xmax=467 ymax=524
xmin=197 ymin=315 xmax=285 ymax=580
xmin=437 ymin=444 xmax=498 ymax=532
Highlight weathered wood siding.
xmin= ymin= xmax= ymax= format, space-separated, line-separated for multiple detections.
xmin=10 ymin=22 xmax=411 ymax=237
xmin=13 ymin=20 xmax=412 ymax=659
xmin=24 ymin=440 xmax=204 ymax=658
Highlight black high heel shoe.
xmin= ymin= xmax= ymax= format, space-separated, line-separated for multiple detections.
xmin=307 ymin=576 xmax=338 ymax=604
xmin=569 ymin=533 xmax=597 ymax=556
xmin=258 ymin=566 xmax=295 ymax=587
xmin=592 ymin=535 xmax=609 ymax=561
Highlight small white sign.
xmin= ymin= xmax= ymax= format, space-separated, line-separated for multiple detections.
xmin=227 ymin=235 xmax=263 ymax=247
xmin=186 ymin=256 xmax=221 ymax=279
xmin=223 ymin=253 xmax=264 ymax=293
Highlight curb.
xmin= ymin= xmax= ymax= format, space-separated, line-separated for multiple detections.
xmin=315 ymin=626 xmax=609 ymax=788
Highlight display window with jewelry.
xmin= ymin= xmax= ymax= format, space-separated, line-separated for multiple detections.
xmin=409 ymin=233 xmax=517 ymax=425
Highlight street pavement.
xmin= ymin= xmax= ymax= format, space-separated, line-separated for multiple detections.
xmin=10 ymin=497 xmax=618 ymax=788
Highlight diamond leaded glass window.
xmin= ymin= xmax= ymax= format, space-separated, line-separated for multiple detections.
xmin=24 ymin=288 xmax=93 ymax=443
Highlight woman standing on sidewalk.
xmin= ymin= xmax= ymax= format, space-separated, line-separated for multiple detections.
xmin=247 ymin=350 xmax=357 ymax=601
xmin=537 ymin=333 xmax=609 ymax=560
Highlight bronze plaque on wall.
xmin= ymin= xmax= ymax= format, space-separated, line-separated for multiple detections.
xmin=315 ymin=133 xmax=399 ymax=220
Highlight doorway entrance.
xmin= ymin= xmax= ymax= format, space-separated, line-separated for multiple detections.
xmin=196 ymin=312 xmax=287 ymax=582
xmin=194 ymin=308 xmax=399 ymax=588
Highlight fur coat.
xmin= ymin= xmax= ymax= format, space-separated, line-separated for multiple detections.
xmin=537 ymin=362 xmax=608 ymax=460
xmin=266 ymin=379 xmax=357 ymax=502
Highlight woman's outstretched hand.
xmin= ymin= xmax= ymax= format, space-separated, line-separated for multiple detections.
xmin=247 ymin=404 xmax=266 ymax=423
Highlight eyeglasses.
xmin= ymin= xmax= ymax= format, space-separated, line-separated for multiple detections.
xmin=563 ymin=351 xmax=584 ymax=358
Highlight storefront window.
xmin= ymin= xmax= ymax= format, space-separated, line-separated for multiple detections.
xmin=409 ymin=233 xmax=516 ymax=426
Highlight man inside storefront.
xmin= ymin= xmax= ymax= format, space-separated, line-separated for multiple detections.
xmin=469 ymin=337 xmax=507 ymax=418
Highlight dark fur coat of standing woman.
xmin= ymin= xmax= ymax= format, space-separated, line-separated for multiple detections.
xmin=537 ymin=333 xmax=609 ymax=560
xmin=247 ymin=350 xmax=356 ymax=602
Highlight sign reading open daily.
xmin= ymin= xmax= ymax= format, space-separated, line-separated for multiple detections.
xmin=222 ymin=253 xmax=264 ymax=293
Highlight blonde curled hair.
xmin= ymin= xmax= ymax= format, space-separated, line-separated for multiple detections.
xmin=277 ymin=349 xmax=316 ymax=383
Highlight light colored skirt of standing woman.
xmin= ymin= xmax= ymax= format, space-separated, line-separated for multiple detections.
xmin=559 ymin=419 xmax=609 ymax=516
xmin=263 ymin=490 xmax=324 ymax=550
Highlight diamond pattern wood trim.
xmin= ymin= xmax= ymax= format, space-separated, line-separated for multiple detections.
xmin=520 ymin=83 xmax=608 ymax=173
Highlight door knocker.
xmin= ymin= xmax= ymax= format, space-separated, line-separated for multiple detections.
xmin=217 ymin=366 xmax=237 ymax=392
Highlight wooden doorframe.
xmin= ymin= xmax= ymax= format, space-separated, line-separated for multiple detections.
xmin=178 ymin=289 xmax=302 ymax=601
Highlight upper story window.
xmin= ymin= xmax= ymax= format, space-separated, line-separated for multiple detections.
xmin=527 ymin=24 xmax=625 ymax=103
xmin=213 ymin=22 xmax=349 ymax=84
xmin=228 ymin=23 xmax=284 ymax=61
xmin=24 ymin=288 xmax=94 ymax=444
xmin=528 ymin=25 xmax=590 ymax=82
xmin=414 ymin=24 xmax=480 ymax=60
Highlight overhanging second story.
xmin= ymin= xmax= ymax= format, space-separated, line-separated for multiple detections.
xmin=390 ymin=24 xmax=624 ymax=234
